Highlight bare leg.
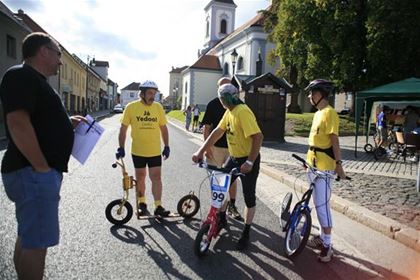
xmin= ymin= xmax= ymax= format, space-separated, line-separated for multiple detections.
xmin=149 ymin=166 xmax=162 ymax=201
xmin=229 ymin=180 xmax=237 ymax=200
xmin=135 ymin=168 xmax=147 ymax=198
xmin=244 ymin=206 xmax=255 ymax=225
xmin=14 ymin=237 xmax=22 ymax=278
xmin=19 ymin=247 xmax=47 ymax=280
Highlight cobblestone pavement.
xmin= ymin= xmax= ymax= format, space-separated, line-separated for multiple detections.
xmin=261 ymin=136 xmax=420 ymax=230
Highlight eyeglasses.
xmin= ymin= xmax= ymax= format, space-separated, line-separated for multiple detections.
xmin=46 ymin=46 xmax=62 ymax=57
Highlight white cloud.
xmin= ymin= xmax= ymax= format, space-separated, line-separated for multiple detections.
xmin=4 ymin=0 xmax=270 ymax=95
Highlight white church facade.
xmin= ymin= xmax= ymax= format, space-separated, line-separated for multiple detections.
xmin=169 ymin=0 xmax=279 ymax=110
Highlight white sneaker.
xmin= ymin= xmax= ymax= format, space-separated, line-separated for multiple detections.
xmin=318 ymin=245 xmax=333 ymax=263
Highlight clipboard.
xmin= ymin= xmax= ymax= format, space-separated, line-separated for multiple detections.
xmin=71 ymin=114 xmax=104 ymax=164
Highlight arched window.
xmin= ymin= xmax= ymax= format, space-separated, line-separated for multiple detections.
xmin=237 ymin=56 xmax=244 ymax=71
xmin=206 ymin=19 xmax=209 ymax=37
xmin=220 ymin=19 xmax=227 ymax=34
xmin=223 ymin=63 xmax=229 ymax=75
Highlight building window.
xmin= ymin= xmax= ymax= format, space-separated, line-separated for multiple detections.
xmin=6 ymin=35 xmax=17 ymax=58
xmin=206 ymin=19 xmax=209 ymax=38
xmin=185 ymin=82 xmax=188 ymax=93
xmin=130 ymin=92 xmax=134 ymax=98
xmin=220 ymin=19 xmax=227 ymax=34
xmin=237 ymin=56 xmax=244 ymax=71
xmin=223 ymin=63 xmax=229 ymax=76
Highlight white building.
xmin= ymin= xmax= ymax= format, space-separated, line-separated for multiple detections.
xmin=173 ymin=0 xmax=279 ymax=110
xmin=120 ymin=82 xmax=140 ymax=108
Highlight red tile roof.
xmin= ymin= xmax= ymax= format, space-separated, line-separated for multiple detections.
xmin=170 ymin=66 xmax=188 ymax=73
xmin=15 ymin=9 xmax=47 ymax=33
xmin=121 ymin=82 xmax=140 ymax=91
xmin=189 ymin=55 xmax=221 ymax=71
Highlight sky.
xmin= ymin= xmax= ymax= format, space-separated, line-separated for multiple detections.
xmin=4 ymin=0 xmax=270 ymax=96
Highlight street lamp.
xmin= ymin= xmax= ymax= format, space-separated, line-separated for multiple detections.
xmin=231 ymin=48 xmax=238 ymax=76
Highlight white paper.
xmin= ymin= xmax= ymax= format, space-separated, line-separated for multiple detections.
xmin=71 ymin=115 xmax=104 ymax=164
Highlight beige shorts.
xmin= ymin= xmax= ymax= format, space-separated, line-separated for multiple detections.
xmin=205 ymin=146 xmax=230 ymax=168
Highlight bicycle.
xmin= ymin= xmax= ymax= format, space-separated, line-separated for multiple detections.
xmin=105 ymin=158 xmax=200 ymax=225
xmin=193 ymin=161 xmax=243 ymax=257
xmin=279 ymin=154 xmax=350 ymax=258
xmin=364 ymin=127 xmax=397 ymax=160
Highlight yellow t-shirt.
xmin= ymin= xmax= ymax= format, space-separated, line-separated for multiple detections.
xmin=121 ymin=101 xmax=167 ymax=157
xmin=218 ymin=104 xmax=261 ymax=158
xmin=306 ymin=105 xmax=339 ymax=171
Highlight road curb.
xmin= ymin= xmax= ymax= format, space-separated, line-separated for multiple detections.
xmin=260 ymin=164 xmax=420 ymax=253
xmin=168 ymin=117 xmax=420 ymax=253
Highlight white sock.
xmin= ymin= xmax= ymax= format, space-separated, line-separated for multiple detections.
xmin=322 ymin=234 xmax=332 ymax=247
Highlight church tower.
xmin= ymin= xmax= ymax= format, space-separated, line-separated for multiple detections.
xmin=201 ymin=0 xmax=237 ymax=54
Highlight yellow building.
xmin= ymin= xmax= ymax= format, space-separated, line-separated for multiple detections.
xmin=60 ymin=50 xmax=87 ymax=114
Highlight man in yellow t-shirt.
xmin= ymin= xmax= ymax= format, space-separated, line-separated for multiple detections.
xmin=116 ymin=80 xmax=171 ymax=217
xmin=192 ymin=84 xmax=263 ymax=250
xmin=305 ymin=79 xmax=346 ymax=263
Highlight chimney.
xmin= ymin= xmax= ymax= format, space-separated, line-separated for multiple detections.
xmin=18 ymin=9 xmax=24 ymax=15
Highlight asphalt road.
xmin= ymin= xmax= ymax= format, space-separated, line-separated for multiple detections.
xmin=0 ymin=114 xmax=409 ymax=280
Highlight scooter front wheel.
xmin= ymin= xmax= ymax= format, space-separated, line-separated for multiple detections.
xmin=177 ymin=194 xmax=200 ymax=218
xmin=284 ymin=208 xmax=312 ymax=258
xmin=194 ymin=223 xmax=211 ymax=257
xmin=105 ymin=199 xmax=133 ymax=225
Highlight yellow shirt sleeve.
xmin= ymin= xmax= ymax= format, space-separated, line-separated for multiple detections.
xmin=240 ymin=109 xmax=261 ymax=138
xmin=325 ymin=109 xmax=339 ymax=136
xmin=157 ymin=104 xmax=167 ymax=126
xmin=218 ymin=110 xmax=229 ymax=130
xmin=121 ymin=104 xmax=131 ymax=126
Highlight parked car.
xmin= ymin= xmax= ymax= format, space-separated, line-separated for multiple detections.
xmin=113 ymin=104 xmax=124 ymax=113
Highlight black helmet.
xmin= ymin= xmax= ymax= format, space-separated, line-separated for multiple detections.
xmin=305 ymin=79 xmax=335 ymax=97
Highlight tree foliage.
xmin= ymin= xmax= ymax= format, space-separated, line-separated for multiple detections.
xmin=265 ymin=0 xmax=420 ymax=92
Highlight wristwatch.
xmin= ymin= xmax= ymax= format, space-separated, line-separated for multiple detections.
xmin=336 ymin=160 xmax=343 ymax=165
xmin=245 ymin=160 xmax=254 ymax=166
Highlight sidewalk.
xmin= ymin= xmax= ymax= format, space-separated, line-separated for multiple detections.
xmin=168 ymin=117 xmax=420 ymax=253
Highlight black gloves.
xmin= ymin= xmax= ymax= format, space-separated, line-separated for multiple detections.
xmin=162 ymin=146 xmax=170 ymax=160
xmin=116 ymin=147 xmax=125 ymax=159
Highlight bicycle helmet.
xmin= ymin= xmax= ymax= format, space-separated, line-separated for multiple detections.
xmin=139 ymin=80 xmax=158 ymax=92
xmin=217 ymin=84 xmax=241 ymax=106
xmin=305 ymin=79 xmax=335 ymax=97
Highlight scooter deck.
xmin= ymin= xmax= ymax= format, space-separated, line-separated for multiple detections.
xmin=136 ymin=212 xmax=181 ymax=220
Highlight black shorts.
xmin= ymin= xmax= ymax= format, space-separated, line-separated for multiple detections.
xmin=193 ymin=116 xmax=199 ymax=122
xmin=132 ymin=155 xmax=162 ymax=168
xmin=224 ymin=154 xmax=260 ymax=208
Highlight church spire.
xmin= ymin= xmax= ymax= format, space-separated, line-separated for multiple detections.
xmin=201 ymin=0 xmax=237 ymax=55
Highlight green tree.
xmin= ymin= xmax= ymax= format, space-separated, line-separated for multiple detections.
xmin=366 ymin=0 xmax=420 ymax=87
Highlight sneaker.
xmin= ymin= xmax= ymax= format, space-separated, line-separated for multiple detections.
xmin=217 ymin=212 xmax=228 ymax=229
xmin=307 ymin=235 xmax=324 ymax=249
xmin=138 ymin=203 xmax=149 ymax=216
xmin=318 ymin=245 xmax=333 ymax=263
xmin=236 ymin=234 xmax=249 ymax=250
xmin=227 ymin=202 xmax=242 ymax=220
xmin=154 ymin=205 xmax=170 ymax=217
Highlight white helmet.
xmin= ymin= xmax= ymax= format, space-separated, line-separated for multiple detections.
xmin=218 ymin=84 xmax=241 ymax=105
xmin=139 ymin=80 xmax=158 ymax=91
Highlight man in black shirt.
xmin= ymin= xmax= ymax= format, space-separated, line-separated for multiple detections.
xmin=0 ymin=32 xmax=85 ymax=280
xmin=201 ymin=77 xmax=241 ymax=220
